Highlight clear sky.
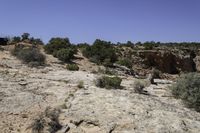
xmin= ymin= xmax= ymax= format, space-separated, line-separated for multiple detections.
xmin=0 ymin=0 xmax=200 ymax=44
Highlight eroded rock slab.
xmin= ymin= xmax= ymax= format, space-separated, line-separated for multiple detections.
xmin=63 ymin=86 xmax=200 ymax=133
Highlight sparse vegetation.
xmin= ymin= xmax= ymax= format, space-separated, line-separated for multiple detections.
xmin=171 ymin=73 xmax=200 ymax=112
xmin=12 ymin=36 xmax=21 ymax=43
xmin=45 ymin=107 xmax=62 ymax=132
xmin=104 ymin=67 xmax=116 ymax=75
xmin=97 ymin=67 xmax=116 ymax=75
xmin=60 ymin=103 xmax=67 ymax=109
xmin=21 ymin=33 xmax=30 ymax=41
xmin=0 ymin=46 xmax=4 ymax=51
xmin=96 ymin=76 xmax=122 ymax=89
xmin=133 ymin=80 xmax=146 ymax=94
xmin=29 ymin=115 xmax=45 ymax=133
xmin=116 ymin=58 xmax=132 ymax=69
xmin=152 ymin=69 xmax=161 ymax=79
xmin=66 ymin=64 xmax=79 ymax=71
xmin=12 ymin=44 xmax=45 ymax=67
xmin=30 ymin=38 xmax=44 ymax=45
xmin=77 ymin=81 xmax=84 ymax=88
xmin=11 ymin=33 xmax=44 ymax=45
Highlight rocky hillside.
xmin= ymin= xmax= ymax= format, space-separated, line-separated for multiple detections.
xmin=116 ymin=46 xmax=200 ymax=75
xmin=0 ymin=45 xmax=200 ymax=133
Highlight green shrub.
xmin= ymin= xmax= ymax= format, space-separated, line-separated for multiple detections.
xmin=77 ymin=43 xmax=90 ymax=49
xmin=96 ymin=76 xmax=122 ymax=89
xmin=66 ymin=64 xmax=79 ymax=71
xmin=116 ymin=58 xmax=132 ymax=68
xmin=77 ymin=81 xmax=84 ymax=88
xmin=56 ymin=48 xmax=75 ymax=62
xmin=30 ymin=38 xmax=44 ymax=45
xmin=44 ymin=37 xmax=77 ymax=62
xmin=82 ymin=39 xmax=117 ymax=66
xmin=21 ymin=33 xmax=30 ymax=41
xmin=44 ymin=37 xmax=71 ymax=54
xmin=105 ymin=68 xmax=116 ymax=75
xmin=12 ymin=36 xmax=21 ymax=43
xmin=12 ymin=44 xmax=46 ymax=66
xmin=0 ymin=38 xmax=8 ymax=45
xmin=0 ymin=46 xmax=4 ymax=51
xmin=171 ymin=73 xmax=200 ymax=112
xmin=143 ymin=41 xmax=159 ymax=50
xmin=152 ymin=69 xmax=161 ymax=79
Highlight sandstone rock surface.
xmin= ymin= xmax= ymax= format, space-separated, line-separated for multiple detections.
xmin=0 ymin=48 xmax=200 ymax=133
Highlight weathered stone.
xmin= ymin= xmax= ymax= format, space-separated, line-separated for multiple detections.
xmin=138 ymin=50 xmax=196 ymax=74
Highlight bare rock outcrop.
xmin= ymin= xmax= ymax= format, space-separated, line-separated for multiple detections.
xmin=62 ymin=84 xmax=200 ymax=133
xmin=138 ymin=50 xmax=196 ymax=74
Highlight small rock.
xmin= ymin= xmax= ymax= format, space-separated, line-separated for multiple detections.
xmin=154 ymin=79 xmax=173 ymax=84
xmin=21 ymin=114 xmax=28 ymax=118
xmin=18 ymin=82 xmax=28 ymax=86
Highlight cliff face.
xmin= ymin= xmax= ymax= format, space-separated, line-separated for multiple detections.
xmin=137 ymin=50 xmax=197 ymax=74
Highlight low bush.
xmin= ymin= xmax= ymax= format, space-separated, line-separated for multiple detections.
xmin=0 ymin=46 xmax=4 ymax=51
xmin=77 ymin=81 xmax=84 ymax=88
xmin=96 ymin=76 xmax=122 ymax=89
xmin=116 ymin=58 xmax=132 ymax=68
xmin=171 ymin=73 xmax=200 ymax=112
xmin=143 ymin=41 xmax=159 ymax=50
xmin=152 ymin=69 xmax=161 ymax=79
xmin=30 ymin=116 xmax=45 ymax=133
xmin=30 ymin=38 xmax=44 ymax=45
xmin=21 ymin=33 xmax=30 ymax=41
xmin=44 ymin=37 xmax=71 ymax=54
xmin=45 ymin=107 xmax=62 ymax=133
xmin=82 ymin=39 xmax=117 ymax=66
xmin=29 ymin=107 xmax=62 ymax=133
xmin=97 ymin=67 xmax=116 ymax=75
xmin=56 ymin=48 xmax=75 ymax=62
xmin=12 ymin=44 xmax=46 ymax=66
xmin=105 ymin=68 xmax=116 ymax=75
xmin=133 ymin=80 xmax=146 ymax=94
xmin=66 ymin=64 xmax=79 ymax=71
xmin=12 ymin=36 xmax=21 ymax=43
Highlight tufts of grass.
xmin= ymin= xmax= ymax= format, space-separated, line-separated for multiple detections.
xmin=29 ymin=115 xmax=45 ymax=133
xmin=77 ymin=81 xmax=84 ymax=88
xmin=66 ymin=64 xmax=79 ymax=71
xmin=171 ymin=72 xmax=200 ymax=112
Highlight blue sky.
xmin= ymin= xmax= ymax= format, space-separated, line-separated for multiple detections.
xmin=0 ymin=0 xmax=200 ymax=43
